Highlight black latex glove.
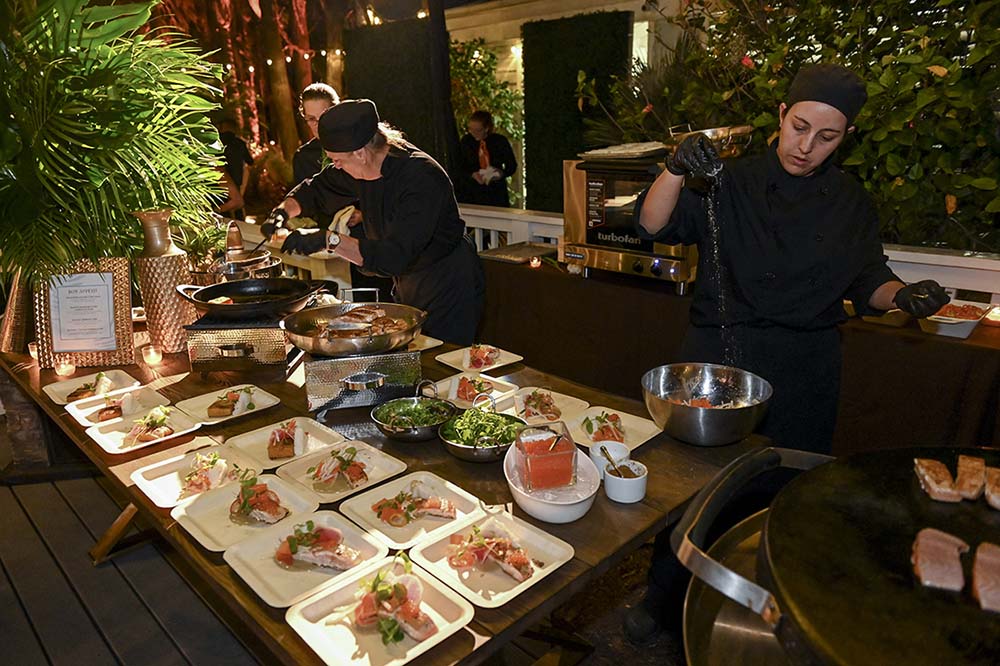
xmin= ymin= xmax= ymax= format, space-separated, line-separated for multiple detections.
xmin=666 ymin=134 xmax=722 ymax=179
xmin=893 ymin=280 xmax=950 ymax=318
xmin=260 ymin=207 xmax=290 ymax=238
xmin=280 ymin=228 xmax=327 ymax=256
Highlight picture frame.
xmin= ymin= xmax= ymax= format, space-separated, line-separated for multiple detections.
xmin=33 ymin=257 xmax=135 ymax=368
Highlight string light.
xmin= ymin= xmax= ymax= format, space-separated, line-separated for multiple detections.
xmin=269 ymin=140 xmax=275 ymax=145
xmin=225 ymin=63 xmax=233 ymax=70
xmin=285 ymin=55 xmax=291 ymax=63
xmin=335 ymin=49 xmax=342 ymax=56
xmin=473 ymin=50 xmax=481 ymax=59
xmin=248 ymin=65 xmax=255 ymax=73
xmin=266 ymin=58 xmax=273 ymax=66
xmin=320 ymin=50 xmax=327 ymax=56
xmin=303 ymin=52 xmax=310 ymax=60
xmin=417 ymin=9 xmax=427 ymax=18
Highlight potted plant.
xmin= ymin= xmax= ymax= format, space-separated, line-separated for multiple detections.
xmin=0 ymin=0 xmax=225 ymax=353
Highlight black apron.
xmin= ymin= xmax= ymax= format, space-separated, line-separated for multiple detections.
xmin=393 ymin=237 xmax=484 ymax=346
xmin=681 ymin=324 xmax=841 ymax=455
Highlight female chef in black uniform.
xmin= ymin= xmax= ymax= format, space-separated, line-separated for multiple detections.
xmin=267 ymin=99 xmax=485 ymax=345
xmin=625 ymin=63 xmax=950 ymax=643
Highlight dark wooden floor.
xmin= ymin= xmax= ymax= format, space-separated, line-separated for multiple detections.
xmin=0 ymin=477 xmax=258 ymax=666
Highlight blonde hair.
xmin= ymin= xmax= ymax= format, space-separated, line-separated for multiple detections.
xmin=367 ymin=122 xmax=407 ymax=151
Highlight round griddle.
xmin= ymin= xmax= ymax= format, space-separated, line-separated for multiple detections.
xmin=760 ymin=446 xmax=1000 ymax=665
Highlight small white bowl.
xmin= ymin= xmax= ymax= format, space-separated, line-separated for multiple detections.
xmin=589 ymin=440 xmax=630 ymax=480
xmin=603 ymin=461 xmax=648 ymax=504
xmin=503 ymin=445 xmax=600 ymax=523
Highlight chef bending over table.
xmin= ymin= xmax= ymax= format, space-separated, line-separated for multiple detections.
xmin=262 ymin=99 xmax=485 ymax=345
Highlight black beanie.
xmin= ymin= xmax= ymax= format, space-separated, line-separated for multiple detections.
xmin=787 ymin=64 xmax=867 ymax=125
xmin=319 ymin=99 xmax=379 ymax=152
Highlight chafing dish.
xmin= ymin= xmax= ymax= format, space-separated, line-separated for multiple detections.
xmin=281 ymin=302 xmax=427 ymax=357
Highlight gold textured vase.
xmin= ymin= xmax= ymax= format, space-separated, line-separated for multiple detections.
xmin=0 ymin=269 xmax=35 ymax=353
xmin=134 ymin=209 xmax=198 ymax=353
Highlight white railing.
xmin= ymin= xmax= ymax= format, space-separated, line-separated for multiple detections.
xmin=459 ymin=204 xmax=563 ymax=251
xmin=885 ymin=245 xmax=1000 ymax=303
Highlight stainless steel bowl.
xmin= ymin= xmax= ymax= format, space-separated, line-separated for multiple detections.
xmin=438 ymin=413 xmax=527 ymax=463
xmin=281 ymin=302 xmax=427 ymax=357
xmin=641 ymin=363 xmax=772 ymax=446
xmin=371 ymin=397 xmax=457 ymax=442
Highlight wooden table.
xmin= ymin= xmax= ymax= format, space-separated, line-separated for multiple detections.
xmin=0 ymin=345 xmax=763 ymax=665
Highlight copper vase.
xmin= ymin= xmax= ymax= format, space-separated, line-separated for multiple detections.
xmin=134 ymin=209 xmax=197 ymax=353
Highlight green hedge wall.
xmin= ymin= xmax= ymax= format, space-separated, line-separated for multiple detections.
xmin=344 ymin=20 xmax=441 ymax=163
xmin=522 ymin=12 xmax=633 ymax=212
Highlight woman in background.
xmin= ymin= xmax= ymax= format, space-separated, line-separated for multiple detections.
xmin=458 ymin=110 xmax=517 ymax=207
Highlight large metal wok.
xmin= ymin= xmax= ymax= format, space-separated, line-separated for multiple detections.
xmin=675 ymin=446 xmax=1000 ymax=666
xmin=281 ymin=302 xmax=427 ymax=357
xmin=176 ymin=277 xmax=324 ymax=320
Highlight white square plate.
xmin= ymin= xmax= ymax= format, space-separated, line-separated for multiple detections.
xmin=224 ymin=511 xmax=388 ymax=608
xmin=170 ymin=474 xmax=319 ymax=552
xmin=512 ymin=387 xmax=589 ymax=426
xmin=338 ymin=471 xmax=485 ymax=550
xmin=130 ymin=445 xmax=259 ymax=509
xmin=919 ymin=299 xmax=991 ymax=339
xmin=65 ymin=385 xmax=170 ymax=427
xmin=424 ymin=372 xmax=518 ymax=411
xmin=43 ymin=369 xmax=141 ymax=406
xmin=225 ymin=418 xmax=346 ymax=470
xmin=277 ymin=440 xmax=407 ymax=504
xmin=409 ymin=512 xmax=574 ymax=608
xmin=568 ymin=406 xmax=661 ymax=452
xmin=286 ymin=555 xmax=475 ymax=666
xmin=435 ymin=345 xmax=523 ymax=373
xmin=85 ymin=407 xmax=200 ymax=455
xmin=408 ymin=334 xmax=444 ymax=352
xmin=174 ymin=384 xmax=281 ymax=426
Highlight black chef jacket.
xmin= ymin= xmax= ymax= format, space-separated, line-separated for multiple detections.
xmin=635 ymin=141 xmax=900 ymax=454
xmin=289 ymin=143 xmax=484 ymax=345
xmin=292 ymin=138 xmax=324 ymax=187
xmin=457 ymin=133 xmax=517 ymax=208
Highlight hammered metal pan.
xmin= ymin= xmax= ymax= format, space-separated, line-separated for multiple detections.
xmin=280 ymin=302 xmax=427 ymax=357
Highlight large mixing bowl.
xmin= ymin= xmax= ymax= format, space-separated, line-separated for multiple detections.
xmin=642 ymin=363 xmax=772 ymax=446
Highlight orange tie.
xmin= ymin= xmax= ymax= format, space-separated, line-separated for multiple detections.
xmin=478 ymin=139 xmax=490 ymax=170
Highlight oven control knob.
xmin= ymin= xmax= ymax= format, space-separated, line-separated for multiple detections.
xmin=632 ymin=260 xmax=644 ymax=274
xmin=650 ymin=261 xmax=663 ymax=277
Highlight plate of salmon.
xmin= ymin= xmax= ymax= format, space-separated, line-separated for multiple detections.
xmin=225 ymin=418 xmax=346 ymax=470
xmin=224 ymin=511 xmax=388 ymax=608
xmin=338 ymin=472 xmax=486 ymax=550
xmin=66 ymin=385 xmax=170 ymax=427
xmin=409 ymin=512 xmax=574 ymax=608
xmin=567 ymin=406 xmax=661 ymax=451
xmin=285 ymin=553 xmax=474 ymax=666
xmin=435 ymin=344 xmax=523 ymax=373
xmin=174 ymin=384 xmax=280 ymax=426
xmin=43 ymin=369 xmax=141 ymax=405
xmin=276 ymin=440 xmax=407 ymax=504
xmin=424 ymin=372 xmax=518 ymax=410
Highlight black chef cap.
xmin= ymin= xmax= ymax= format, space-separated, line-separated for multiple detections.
xmin=319 ymin=99 xmax=379 ymax=152
xmin=787 ymin=64 xmax=867 ymax=126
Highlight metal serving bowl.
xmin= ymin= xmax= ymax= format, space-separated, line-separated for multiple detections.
xmin=371 ymin=397 xmax=457 ymax=442
xmin=281 ymin=302 xmax=427 ymax=357
xmin=641 ymin=363 xmax=772 ymax=447
xmin=438 ymin=412 xmax=527 ymax=463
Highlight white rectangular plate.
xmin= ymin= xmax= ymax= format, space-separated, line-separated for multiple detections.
xmin=286 ymin=555 xmax=474 ymax=666
xmin=408 ymin=334 xmax=444 ymax=352
xmin=85 ymin=407 xmax=200 ymax=455
xmin=435 ymin=346 xmax=523 ymax=373
xmin=130 ymin=444 xmax=259 ymax=509
xmin=174 ymin=384 xmax=281 ymax=426
xmin=224 ymin=511 xmax=388 ymax=608
xmin=425 ymin=372 xmax=518 ymax=411
xmin=568 ymin=406 xmax=661 ymax=452
xmin=409 ymin=512 xmax=574 ymax=609
xmin=338 ymin=471 xmax=485 ymax=550
xmin=65 ymin=385 xmax=170 ymax=427
xmin=512 ymin=387 xmax=589 ymax=426
xmin=43 ymin=369 xmax=141 ymax=406
xmin=226 ymin=418 xmax=346 ymax=470
xmin=277 ymin=440 xmax=407 ymax=504
xmin=170 ymin=474 xmax=319 ymax=552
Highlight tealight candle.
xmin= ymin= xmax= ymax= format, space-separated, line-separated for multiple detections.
xmin=529 ymin=256 xmax=542 ymax=269
xmin=54 ymin=361 xmax=76 ymax=376
xmin=27 ymin=341 xmax=38 ymax=359
xmin=142 ymin=345 xmax=163 ymax=365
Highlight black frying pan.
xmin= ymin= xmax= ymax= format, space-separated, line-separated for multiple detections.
xmin=176 ymin=277 xmax=324 ymax=320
